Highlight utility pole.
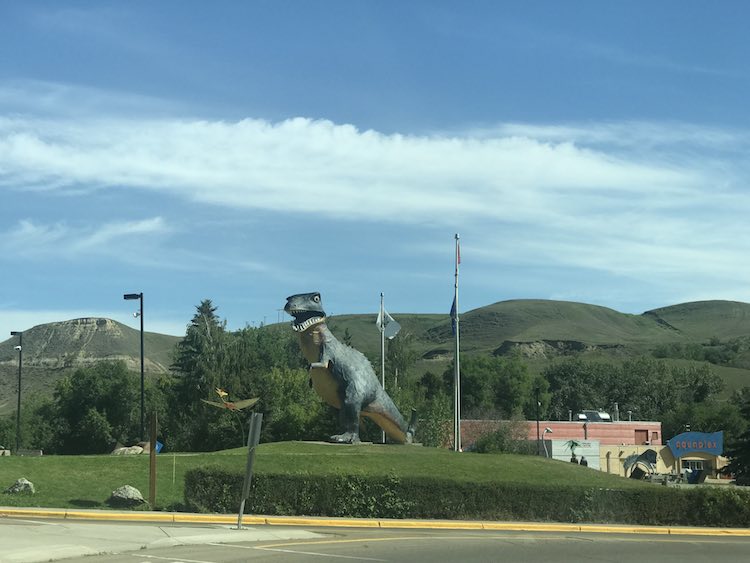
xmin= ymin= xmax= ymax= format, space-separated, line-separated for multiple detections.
xmin=124 ymin=292 xmax=145 ymax=440
xmin=10 ymin=331 xmax=22 ymax=452
xmin=535 ymin=387 xmax=541 ymax=456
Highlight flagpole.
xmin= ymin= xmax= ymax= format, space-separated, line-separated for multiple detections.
xmin=454 ymin=233 xmax=461 ymax=452
xmin=380 ymin=292 xmax=386 ymax=445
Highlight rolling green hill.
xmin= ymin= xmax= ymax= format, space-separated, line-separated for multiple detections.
xmin=645 ymin=300 xmax=750 ymax=339
xmin=2 ymin=299 xmax=750 ymax=416
xmin=329 ymin=299 xmax=750 ymax=395
xmin=332 ymin=299 xmax=750 ymax=359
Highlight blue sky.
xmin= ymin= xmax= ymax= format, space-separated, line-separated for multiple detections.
xmin=2 ymin=1 xmax=750 ymax=338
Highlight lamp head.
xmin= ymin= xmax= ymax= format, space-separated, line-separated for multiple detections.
xmin=123 ymin=293 xmax=142 ymax=300
xmin=14 ymin=345 xmax=21 ymax=351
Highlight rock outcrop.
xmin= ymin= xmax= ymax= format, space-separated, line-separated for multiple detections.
xmin=5 ymin=478 xmax=35 ymax=495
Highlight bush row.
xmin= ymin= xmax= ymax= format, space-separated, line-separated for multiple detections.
xmin=184 ymin=465 xmax=750 ymax=527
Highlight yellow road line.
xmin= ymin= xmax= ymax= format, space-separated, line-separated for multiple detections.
xmin=2 ymin=507 xmax=750 ymax=537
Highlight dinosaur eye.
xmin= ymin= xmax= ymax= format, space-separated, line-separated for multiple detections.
xmin=313 ymin=295 xmax=320 ymax=303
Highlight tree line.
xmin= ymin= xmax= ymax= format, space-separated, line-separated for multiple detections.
xmin=0 ymin=300 xmax=451 ymax=453
xmin=2 ymin=298 xmax=749 ymax=467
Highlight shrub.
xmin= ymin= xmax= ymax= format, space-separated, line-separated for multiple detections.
xmin=474 ymin=419 xmax=532 ymax=454
xmin=184 ymin=466 xmax=750 ymax=527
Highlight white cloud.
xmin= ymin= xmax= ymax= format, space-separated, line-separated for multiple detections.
xmin=0 ymin=114 xmax=706 ymax=225
xmin=2 ymin=86 xmax=750 ymax=300
xmin=0 ymin=80 xmax=185 ymax=118
xmin=70 ymin=217 xmax=168 ymax=252
xmin=480 ymin=121 xmax=750 ymax=153
xmin=1 ymin=217 xmax=169 ymax=257
xmin=4 ymin=220 xmax=68 ymax=248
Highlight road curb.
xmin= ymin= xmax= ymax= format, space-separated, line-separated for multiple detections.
xmin=3 ymin=507 xmax=750 ymax=536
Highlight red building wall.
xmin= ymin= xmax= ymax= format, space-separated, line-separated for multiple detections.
xmin=521 ymin=420 xmax=662 ymax=445
xmin=459 ymin=419 xmax=662 ymax=449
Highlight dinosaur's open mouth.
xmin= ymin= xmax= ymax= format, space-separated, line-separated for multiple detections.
xmin=288 ymin=310 xmax=326 ymax=332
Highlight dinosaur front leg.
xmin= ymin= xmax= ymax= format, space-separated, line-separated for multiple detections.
xmin=308 ymin=361 xmax=328 ymax=387
xmin=330 ymin=401 xmax=361 ymax=444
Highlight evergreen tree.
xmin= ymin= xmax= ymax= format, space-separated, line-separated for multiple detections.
xmin=168 ymin=299 xmax=229 ymax=450
xmin=164 ymin=299 xmax=331 ymax=450
xmin=723 ymin=387 xmax=750 ymax=484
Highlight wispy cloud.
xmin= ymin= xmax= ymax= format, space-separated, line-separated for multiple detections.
xmin=71 ymin=217 xmax=168 ymax=251
xmin=2 ymin=84 xmax=750 ymax=304
xmin=0 ymin=81 xmax=186 ymax=118
xmin=1 ymin=217 xmax=169 ymax=258
xmin=480 ymin=122 xmax=750 ymax=154
xmin=25 ymin=5 xmax=169 ymax=61
xmin=0 ymin=114 xmax=708 ymax=222
xmin=578 ymin=39 xmax=737 ymax=77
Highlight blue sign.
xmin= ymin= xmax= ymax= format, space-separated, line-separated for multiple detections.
xmin=667 ymin=431 xmax=723 ymax=457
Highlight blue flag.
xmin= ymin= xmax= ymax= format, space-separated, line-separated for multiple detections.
xmin=450 ymin=296 xmax=457 ymax=335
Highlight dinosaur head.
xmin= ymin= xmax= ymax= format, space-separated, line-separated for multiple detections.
xmin=284 ymin=292 xmax=327 ymax=332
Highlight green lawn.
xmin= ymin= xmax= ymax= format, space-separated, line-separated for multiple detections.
xmin=0 ymin=441 xmax=649 ymax=511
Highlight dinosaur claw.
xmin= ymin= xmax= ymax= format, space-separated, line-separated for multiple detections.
xmin=330 ymin=432 xmax=360 ymax=444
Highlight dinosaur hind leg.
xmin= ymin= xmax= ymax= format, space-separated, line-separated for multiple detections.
xmin=406 ymin=408 xmax=418 ymax=443
xmin=330 ymin=402 xmax=361 ymax=444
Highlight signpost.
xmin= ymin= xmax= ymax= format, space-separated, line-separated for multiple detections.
xmin=237 ymin=412 xmax=263 ymax=529
xmin=149 ymin=413 xmax=157 ymax=506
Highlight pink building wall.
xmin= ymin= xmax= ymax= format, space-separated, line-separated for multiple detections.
xmin=459 ymin=419 xmax=662 ymax=449
xmin=521 ymin=420 xmax=662 ymax=445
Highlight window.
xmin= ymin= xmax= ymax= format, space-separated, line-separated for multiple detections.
xmin=634 ymin=429 xmax=648 ymax=445
xmin=681 ymin=460 xmax=704 ymax=471
xmin=651 ymin=431 xmax=658 ymax=442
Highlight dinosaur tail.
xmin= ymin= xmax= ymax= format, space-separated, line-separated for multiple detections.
xmin=406 ymin=408 xmax=418 ymax=444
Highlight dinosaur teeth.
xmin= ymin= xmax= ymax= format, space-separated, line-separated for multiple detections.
xmin=291 ymin=316 xmax=325 ymax=332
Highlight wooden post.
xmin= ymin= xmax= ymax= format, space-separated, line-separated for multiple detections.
xmin=149 ymin=412 xmax=157 ymax=507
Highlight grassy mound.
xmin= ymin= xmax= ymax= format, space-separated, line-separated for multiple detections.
xmin=0 ymin=441 xmax=642 ymax=511
xmin=4 ymin=442 xmax=750 ymax=527
xmin=0 ymin=442 xmax=636 ymax=507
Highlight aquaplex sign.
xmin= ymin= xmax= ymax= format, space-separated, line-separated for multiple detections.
xmin=667 ymin=431 xmax=723 ymax=457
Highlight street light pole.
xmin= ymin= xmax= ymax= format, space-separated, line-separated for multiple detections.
xmin=535 ymin=387 xmax=541 ymax=456
xmin=124 ymin=292 xmax=145 ymax=440
xmin=10 ymin=331 xmax=22 ymax=452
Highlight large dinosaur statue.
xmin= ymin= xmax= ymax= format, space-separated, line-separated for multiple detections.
xmin=284 ymin=292 xmax=416 ymax=444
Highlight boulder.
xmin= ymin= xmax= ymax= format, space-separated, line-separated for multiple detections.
xmin=107 ymin=485 xmax=147 ymax=508
xmin=5 ymin=478 xmax=35 ymax=495
xmin=111 ymin=445 xmax=144 ymax=455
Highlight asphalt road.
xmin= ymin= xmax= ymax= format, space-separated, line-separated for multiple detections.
xmin=4 ymin=519 xmax=750 ymax=563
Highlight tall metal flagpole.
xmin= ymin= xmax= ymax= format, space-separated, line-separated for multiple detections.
xmin=380 ymin=292 xmax=386 ymax=444
xmin=454 ymin=233 xmax=461 ymax=452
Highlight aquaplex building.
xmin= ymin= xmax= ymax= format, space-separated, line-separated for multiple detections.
xmin=530 ymin=421 xmax=727 ymax=481
xmin=462 ymin=416 xmax=727 ymax=481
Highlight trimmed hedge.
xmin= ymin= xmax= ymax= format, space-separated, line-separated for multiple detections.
xmin=184 ymin=465 xmax=750 ymax=527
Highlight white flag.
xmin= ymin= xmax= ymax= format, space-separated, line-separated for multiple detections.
xmin=376 ymin=308 xmax=401 ymax=339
